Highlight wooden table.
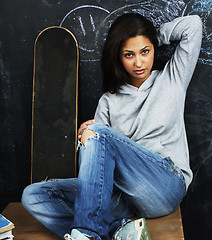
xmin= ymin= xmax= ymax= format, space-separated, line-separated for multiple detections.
xmin=2 ymin=202 xmax=184 ymax=239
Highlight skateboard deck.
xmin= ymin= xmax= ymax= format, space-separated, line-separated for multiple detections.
xmin=31 ymin=26 xmax=79 ymax=183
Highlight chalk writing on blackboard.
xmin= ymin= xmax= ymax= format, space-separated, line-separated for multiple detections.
xmin=60 ymin=1 xmax=185 ymax=62
xmin=60 ymin=5 xmax=110 ymax=62
xmin=60 ymin=0 xmax=211 ymax=65
xmin=183 ymin=0 xmax=212 ymax=65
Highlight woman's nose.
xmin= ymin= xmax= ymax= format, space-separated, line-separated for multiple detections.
xmin=134 ymin=55 xmax=142 ymax=67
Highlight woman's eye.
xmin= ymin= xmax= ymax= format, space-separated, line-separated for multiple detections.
xmin=124 ymin=53 xmax=133 ymax=58
xmin=142 ymin=49 xmax=149 ymax=54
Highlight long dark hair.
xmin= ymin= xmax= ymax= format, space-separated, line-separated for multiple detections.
xmin=101 ymin=13 xmax=158 ymax=93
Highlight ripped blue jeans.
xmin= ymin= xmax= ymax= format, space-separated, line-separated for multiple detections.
xmin=22 ymin=123 xmax=186 ymax=240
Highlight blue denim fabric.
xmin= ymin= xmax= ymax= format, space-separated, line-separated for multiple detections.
xmin=22 ymin=123 xmax=186 ymax=240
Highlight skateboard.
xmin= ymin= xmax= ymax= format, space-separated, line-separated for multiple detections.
xmin=31 ymin=26 xmax=79 ymax=183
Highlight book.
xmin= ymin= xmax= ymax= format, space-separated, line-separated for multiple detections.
xmin=0 ymin=214 xmax=14 ymax=240
xmin=0 ymin=230 xmax=14 ymax=240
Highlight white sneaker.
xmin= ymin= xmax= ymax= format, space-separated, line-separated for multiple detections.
xmin=64 ymin=229 xmax=90 ymax=240
xmin=113 ymin=218 xmax=151 ymax=240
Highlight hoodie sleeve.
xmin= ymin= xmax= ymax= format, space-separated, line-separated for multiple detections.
xmin=157 ymin=15 xmax=202 ymax=90
xmin=94 ymin=93 xmax=111 ymax=126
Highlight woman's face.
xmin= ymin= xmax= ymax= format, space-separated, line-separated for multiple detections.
xmin=121 ymin=35 xmax=155 ymax=88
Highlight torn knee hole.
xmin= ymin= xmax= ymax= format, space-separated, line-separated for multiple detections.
xmin=81 ymin=129 xmax=96 ymax=146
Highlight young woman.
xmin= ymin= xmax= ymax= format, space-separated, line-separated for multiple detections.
xmin=22 ymin=13 xmax=202 ymax=240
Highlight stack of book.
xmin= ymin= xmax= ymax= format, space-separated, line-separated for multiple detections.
xmin=0 ymin=214 xmax=14 ymax=240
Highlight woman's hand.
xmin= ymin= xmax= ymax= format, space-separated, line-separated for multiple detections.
xmin=78 ymin=119 xmax=96 ymax=140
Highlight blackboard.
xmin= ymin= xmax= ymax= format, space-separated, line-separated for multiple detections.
xmin=0 ymin=0 xmax=211 ymax=239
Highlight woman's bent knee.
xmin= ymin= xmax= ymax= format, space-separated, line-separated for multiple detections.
xmin=79 ymin=123 xmax=112 ymax=147
xmin=81 ymin=129 xmax=96 ymax=146
xmin=21 ymin=182 xmax=44 ymax=209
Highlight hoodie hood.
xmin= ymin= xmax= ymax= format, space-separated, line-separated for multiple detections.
xmin=118 ymin=70 xmax=159 ymax=94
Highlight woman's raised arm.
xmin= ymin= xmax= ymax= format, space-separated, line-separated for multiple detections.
xmin=157 ymin=15 xmax=202 ymax=90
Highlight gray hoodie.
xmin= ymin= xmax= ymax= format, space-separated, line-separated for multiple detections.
xmin=95 ymin=15 xmax=202 ymax=189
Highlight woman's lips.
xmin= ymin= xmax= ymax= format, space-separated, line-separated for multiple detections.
xmin=134 ymin=69 xmax=145 ymax=75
